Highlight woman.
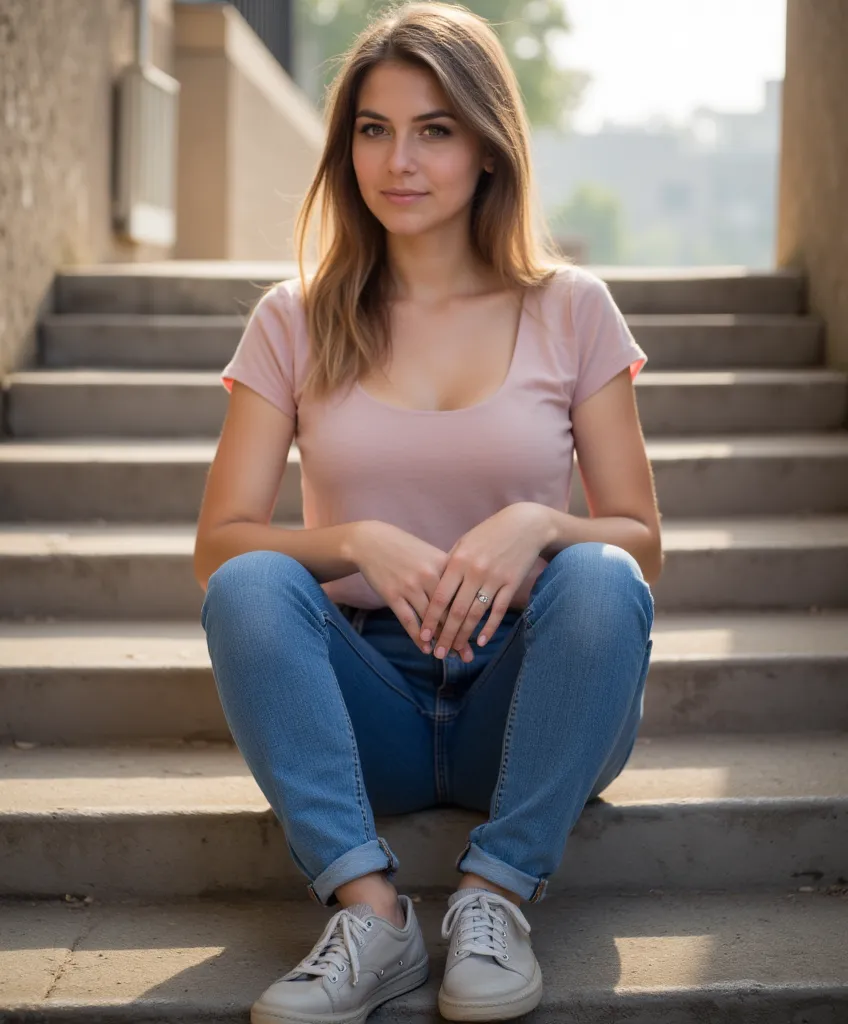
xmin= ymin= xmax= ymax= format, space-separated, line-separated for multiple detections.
xmin=194 ymin=2 xmax=661 ymax=1022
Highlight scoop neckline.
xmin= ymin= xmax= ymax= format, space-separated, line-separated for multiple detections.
xmin=354 ymin=286 xmax=530 ymax=416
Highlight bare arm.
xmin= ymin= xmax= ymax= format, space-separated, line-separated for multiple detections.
xmin=193 ymin=380 xmax=369 ymax=592
xmin=539 ymin=368 xmax=663 ymax=585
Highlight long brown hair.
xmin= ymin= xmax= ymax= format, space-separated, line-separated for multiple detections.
xmin=293 ymin=0 xmax=568 ymax=404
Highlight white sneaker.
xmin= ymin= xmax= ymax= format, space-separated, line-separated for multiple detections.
xmin=438 ymin=887 xmax=543 ymax=1021
xmin=251 ymin=894 xmax=429 ymax=1024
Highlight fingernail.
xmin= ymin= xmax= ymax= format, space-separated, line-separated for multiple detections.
xmin=478 ymin=635 xmax=487 ymax=646
xmin=421 ymin=629 xmax=431 ymax=642
xmin=436 ymin=646 xmax=446 ymax=659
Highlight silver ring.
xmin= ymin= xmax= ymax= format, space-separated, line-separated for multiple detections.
xmin=476 ymin=592 xmax=489 ymax=604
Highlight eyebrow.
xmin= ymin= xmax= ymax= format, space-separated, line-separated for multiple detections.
xmin=354 ymin=108 xmax=457 ymax=122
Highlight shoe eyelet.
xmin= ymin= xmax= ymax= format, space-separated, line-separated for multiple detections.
xmin=398 ymin=960 xmax=403 ymax=966
xmin=366 ymin=921 xmax=373 ymax=929
xmin=339 ymin=964 xmax=346 ymax=972
xmin=331 ymin=975 xmax=338 ymax=982
xmin=502 ymin=954 xmax=509 ymax=961
xmin=380 ymin=969 xmax=384 ymax=976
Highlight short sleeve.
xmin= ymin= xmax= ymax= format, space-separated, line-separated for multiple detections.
xmin=570 ymin=270 xmax=648 ymax=409
xmin=221 ymin=284 xmax=297 ymax=420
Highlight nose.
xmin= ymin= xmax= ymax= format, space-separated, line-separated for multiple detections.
xmin=387 ymin=132 xmax=417 ymax=175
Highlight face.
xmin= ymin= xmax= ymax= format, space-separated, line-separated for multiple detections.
xmin=351 ymin=61 xmax=494 ymax=236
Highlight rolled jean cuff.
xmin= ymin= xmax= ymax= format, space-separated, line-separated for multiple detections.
xmin=308 ymin=837 xmax=400 ymax=907
xmin=456 ymin=841 xmax=548 ymax=904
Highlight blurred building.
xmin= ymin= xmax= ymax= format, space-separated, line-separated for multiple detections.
xmin=533 ymin=80 xmax=782 ymax=267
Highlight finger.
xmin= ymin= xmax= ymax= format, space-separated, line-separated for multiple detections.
xmin=412 ymin=594 xmax=452 ymax=654
xmin=434 ymin=577 xmax=482 ymax=656
xmin=475 ymin=590 xmax=513 ymax=646
xmin=395 ymin=594 xmax=434 ymax=652
xmin=420 ymin=569 xmax=462 ymax=645
xmin=452 ymin=585 xmax=497 ymax=657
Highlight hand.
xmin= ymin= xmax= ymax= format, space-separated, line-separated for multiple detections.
xmin=350 ymin=521 xmax=454 ymax=653
xmin=418 ymin=503 xmax=550 ymax=661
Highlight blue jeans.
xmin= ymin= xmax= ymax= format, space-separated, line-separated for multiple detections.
xmin=200 ymin=541 xmax=654 ymax=907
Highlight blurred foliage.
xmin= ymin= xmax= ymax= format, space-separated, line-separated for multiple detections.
xmin=550 ymin=183 xmax=625 ymax=263
xmin=295 ymin=0 xmax=589 ymax=127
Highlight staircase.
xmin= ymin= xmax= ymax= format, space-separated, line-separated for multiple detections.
xmin=1 ymin=262 xmax=847 ymax=1021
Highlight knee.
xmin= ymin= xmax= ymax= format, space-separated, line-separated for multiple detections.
xmin=549 ymin=542 xmax=645 ymax=588
xmin=542 ymin=543 xmax=653 ymax=630
xmin=201 ymin=550 xmax=316 ymax=627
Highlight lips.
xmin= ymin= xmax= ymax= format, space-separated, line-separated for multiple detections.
xmin=383 ymin=191 xmax=427 ymax=196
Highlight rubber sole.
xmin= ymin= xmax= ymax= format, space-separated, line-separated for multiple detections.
xmin=251 ymin=956 xmax=430 ymax=1024
xmin=438 ymin=962 xmax=543 ymax=1022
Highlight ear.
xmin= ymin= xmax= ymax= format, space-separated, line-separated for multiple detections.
xmin=482 ymin=157 xmax=495 ymax=174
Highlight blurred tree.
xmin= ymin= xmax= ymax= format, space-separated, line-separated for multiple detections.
xmin=295 ymin=0 xmax=588 ymax=128
xmin=550 ymin=183 xmax=625 ymax=264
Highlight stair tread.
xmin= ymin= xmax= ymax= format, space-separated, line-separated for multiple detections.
xmin=1 ymin=611 xmax=847 ymax=668
xmin=42 ymin=310 xmax=822 ymax=327
xmin=3 ymin=433 xmax=848 ymax=462
xmin=1 ymin=734 xmax=846 ymax=813
xmin=7 ymin=367 xmax=846 ymax=385
xmin=1 ymin=889 xmax=845 ymax=1013
xmin=2 ymin=516 xmax=847 ymax=555
xmin=42 ymin=312 xmax=247 ymax=328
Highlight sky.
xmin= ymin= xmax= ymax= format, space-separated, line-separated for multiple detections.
xmin=552 ymin=0 xmax=787 ymax=133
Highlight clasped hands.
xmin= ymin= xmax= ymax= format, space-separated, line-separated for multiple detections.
xmin=417 ymin=502 xmax=549 ymax=662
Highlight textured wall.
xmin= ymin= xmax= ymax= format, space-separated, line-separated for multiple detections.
xmin=0 ymin=0 xmax=169 ymax=376
xmin=778 ymin=0 xmax=848 ymax=371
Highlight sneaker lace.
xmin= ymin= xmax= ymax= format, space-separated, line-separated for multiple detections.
xmin=441 ymin=891 xmax=531 ymax=961
xmin=290 ymin=908 xmax=371 ymax=987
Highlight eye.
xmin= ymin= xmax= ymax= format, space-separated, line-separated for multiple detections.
xmin=357 ymin=123 xmax=452 ymax=138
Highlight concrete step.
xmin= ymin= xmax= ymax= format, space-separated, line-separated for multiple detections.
xmin=41 ymin=313 xmax=248 ymax=370
xmin=54 ymin=263 xmax=806 ymax=316
xmin=1 ymin=612 xmax=845 ymax=746
xmin=2 ymin=889 xmax=845 ymax=1022
xmin=55 ymin=261 xmax=301 ymax=316
xmin=1 ymin=517 xmax=846 ymax=620
xmin=1 ymin=734 xmax=846 ymax=898
xmin=3 ymin=434 xmax=848 ymax=522
xmin=4 ymin=367 xmax=847 ymax=438
xmin=39 ymin=312 xmax=824 ymax=371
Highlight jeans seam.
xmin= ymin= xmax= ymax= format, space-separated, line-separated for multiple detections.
xmin=328 ymin=662 xmax=373 ymax=844
xmin=454 ymin=615 xmax=526 ymax=711
xmin=434 ymin=658 xmax=449 ymax=802
xmin=326 ymin=614 xmax=430 ymax=718
xmin=490 ymin=613 xmax=536 ymax=822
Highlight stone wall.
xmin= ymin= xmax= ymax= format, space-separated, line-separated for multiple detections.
xmin=778 ymin=0 xmax=848 ymax=371
xmin=0 ymin=0 xmax=169 ymax=376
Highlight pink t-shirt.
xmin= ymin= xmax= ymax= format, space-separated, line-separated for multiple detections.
xmin=221 ymin=264 xmax=647 ymax=610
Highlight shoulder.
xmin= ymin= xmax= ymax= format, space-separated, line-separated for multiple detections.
xmin=541 ymin=263 xmax=611 ymax=302
xmin=249 ymin=275 xmax=312 ymax=345
xmin=526 ymin=263 xmax=613 ymax=331
xmin=543 ymin=264 xmax=627 ymax=332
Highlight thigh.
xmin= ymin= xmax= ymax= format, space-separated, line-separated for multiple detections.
xmin=326 ymin=602 xmax=438 ymax=816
